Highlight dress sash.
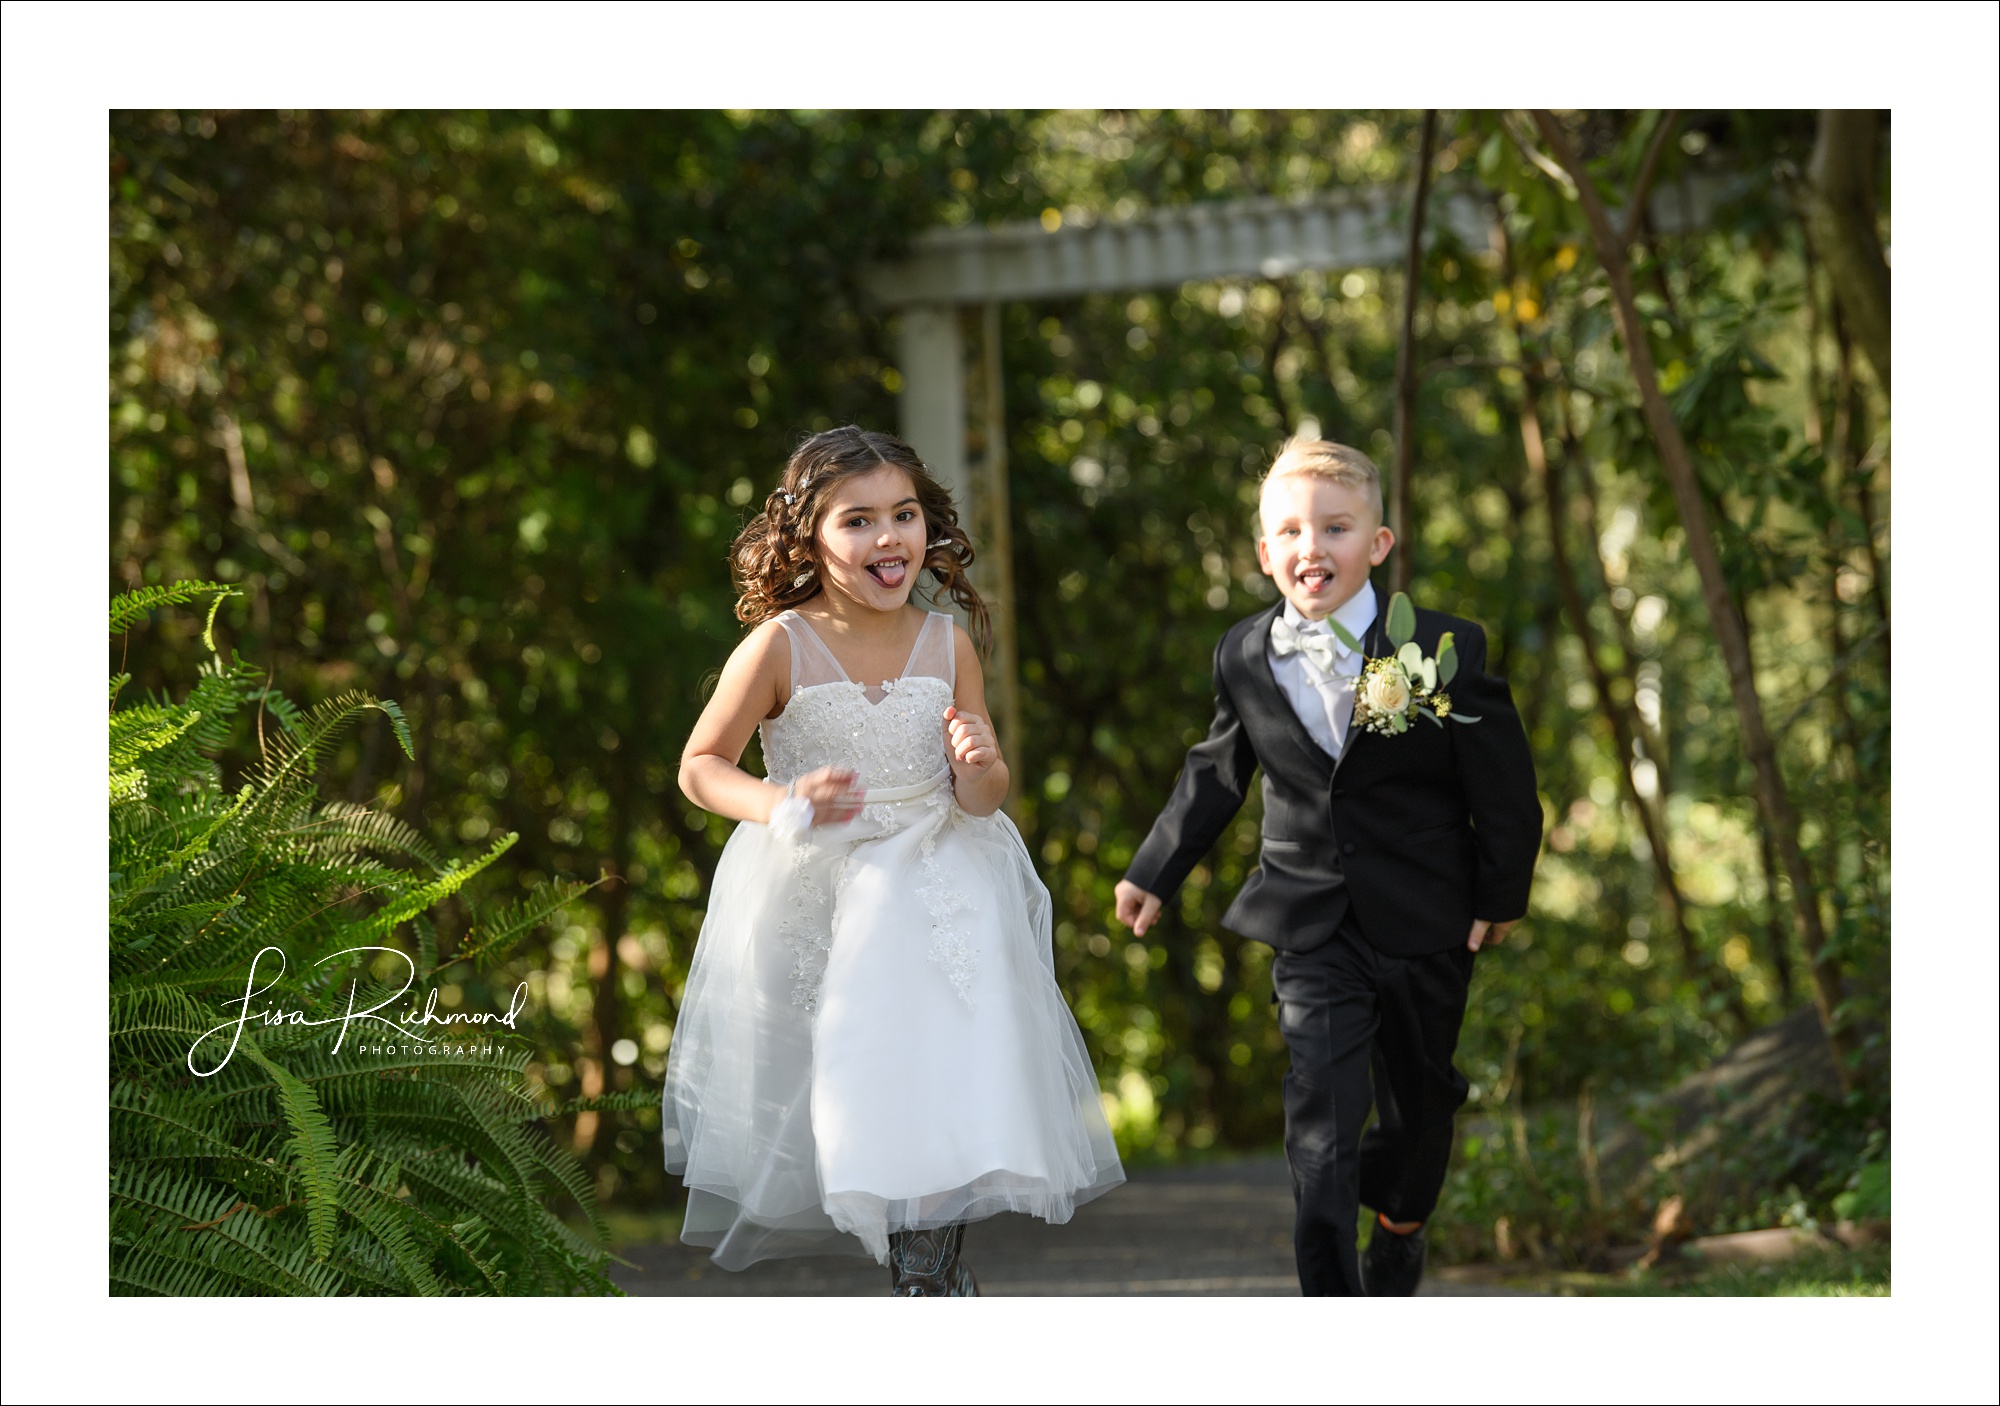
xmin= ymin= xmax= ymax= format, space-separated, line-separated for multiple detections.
xmin=861 ymin=768 xmax=951 ymax=805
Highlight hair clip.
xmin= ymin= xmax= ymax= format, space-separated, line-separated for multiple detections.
xmin=928 ymin=538 xmax=952 ymax=549
xmin=781 ymin=492 xmax=795 ymax=506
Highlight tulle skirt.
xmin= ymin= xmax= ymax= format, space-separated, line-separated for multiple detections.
xmin=662 ymin=781 xmax=1124 ymax=1267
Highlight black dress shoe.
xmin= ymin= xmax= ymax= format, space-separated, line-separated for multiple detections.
xmin=1362 ymin=1222 xmax=1426 ymax=1296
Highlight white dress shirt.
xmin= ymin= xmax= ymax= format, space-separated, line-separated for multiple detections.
xmin=1266 ymin=581 xmax=1377 ymax=760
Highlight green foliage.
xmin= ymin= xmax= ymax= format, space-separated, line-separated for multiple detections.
xmin=1385 ymin=590 xmax=1417 ymax=646
xmin=1592 ymin=1243 xmax=1890 ymax=1297
xmin=109 ymin=587 xmax=617 ymax=1295
xmin=110 ymin=111 xmax=1887 ymax=1229
xmin=110 ymin=580 xmax=236 ymax=647
xmin=1833 ymin=1153 xmax=1889 ymax=1223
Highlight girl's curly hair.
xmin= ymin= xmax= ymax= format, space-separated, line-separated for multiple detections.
xmin=729 ymin=425 xmax=992 ymax=654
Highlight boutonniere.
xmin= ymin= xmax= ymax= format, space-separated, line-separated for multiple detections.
xmin=1329 ymin=592 xmax=1482 ymax=737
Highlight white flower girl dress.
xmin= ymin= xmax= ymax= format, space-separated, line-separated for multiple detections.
xmin=662 ymin=609 xmax=1124 ymax=1267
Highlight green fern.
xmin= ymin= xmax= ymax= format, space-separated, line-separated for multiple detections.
xmin=109 ymin=583 xmax=618 ymax=1296
xmin=110 ymin=580 xmax=238 ymax=647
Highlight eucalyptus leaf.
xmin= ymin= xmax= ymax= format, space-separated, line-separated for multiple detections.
xmin=1392 ymin=711 xmax=1408 ymax=734
xmin=1451 ymin=712 xmax=1482 ymax=724
xmin=1398 ymin=642 xmax=1424 ymax=674
xmin=1386 ymin=591 xmax=1416 ymax=647
xmin=1420 ymin=657 xmax=1438 ymax=691
xmin=1327 ymin=618 xmax=1365 ymax=654
xmin=1437 ymin=633 xmax=1458 ymax=686
xmin=1416 ymin=705 xmax=1444 ymax=727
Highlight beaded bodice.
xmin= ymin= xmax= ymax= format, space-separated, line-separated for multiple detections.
xmin=759 ymin=611 xmax=956 ymax=791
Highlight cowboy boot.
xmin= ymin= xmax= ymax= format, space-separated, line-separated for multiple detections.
xmin=887 ymin=1224 xmax=979 ymax=1296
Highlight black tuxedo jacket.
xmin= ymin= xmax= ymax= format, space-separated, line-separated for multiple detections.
xmin=1125 ymin=594 xmax=1542 ymax=957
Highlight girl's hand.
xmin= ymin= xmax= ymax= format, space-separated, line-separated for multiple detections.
xmin=792 ymin=766 xmax=864 ymax=826
xmin=944 ymin=706 xmax=999 ymax=775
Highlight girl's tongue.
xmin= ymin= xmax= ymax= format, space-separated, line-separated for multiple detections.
xmin=866 ymin=558 xmax=908 ymax=589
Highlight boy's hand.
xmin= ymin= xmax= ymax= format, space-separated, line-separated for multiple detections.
xmin=1468 ymin=918 xmax=1516 ymax=952
xmin=1114 ymin=880 xmax=1163 ymax=937
xmin=944 ymin=706 xmax=999 ymax=774
xmin=794 ymin=766 xmax=863 ymax=826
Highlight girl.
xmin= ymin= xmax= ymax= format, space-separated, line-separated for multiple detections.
xmin=664 ymin=425 xmax=1123 ymax=1294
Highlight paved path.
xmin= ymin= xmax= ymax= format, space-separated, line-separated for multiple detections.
xmin=614 ymin=1156 xmax=1538 ymax=1296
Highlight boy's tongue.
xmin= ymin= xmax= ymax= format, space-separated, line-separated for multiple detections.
xmin=1298 ymin=565 xmax=1332 ymax=595
xmin=867 ymin=559 xmax=907 ymax=589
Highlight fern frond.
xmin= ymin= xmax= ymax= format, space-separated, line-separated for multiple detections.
xmin=112 ymin=784 xmax=253 ymax=918
xmin=110 ymin=705 xmax=202 ymax=771
xmin=110 ymin=581 xmax=238 ymax=647
xmin=110 ymin=589 xmax=612 ymax=1296
xmin=111 ymin=1167 xmax=339 ymax=1296
xmin=333 ymin=1160 xmax=443 ymax=1296
xmin=237 ymin=1039 xmax=342 ymax=1259
xmin=550 ymin=1090 xmax=661 ymax=1116
xmin=347 ymin=832 xmax=517 ymax=945
xmin=298 ymin=800 xmax=446 ymax=870
xmin=246 ymin=689 xmax=411 ymax=801
xmin=457 ymin=874 xmax=602 ymax=969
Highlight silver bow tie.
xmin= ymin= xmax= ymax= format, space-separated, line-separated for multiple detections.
xmin=1270 ymin=615 xmax=1346 ymax=677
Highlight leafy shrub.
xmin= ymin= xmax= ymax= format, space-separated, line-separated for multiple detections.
xmin=110 ymin=583 xmax=633 ymax=1295
xmin=1832 ymin=1153 xmax=1889 ymax=1223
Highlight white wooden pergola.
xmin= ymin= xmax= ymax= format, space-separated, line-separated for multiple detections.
xmin=861 ymin=174 xmax=1731 ymax=769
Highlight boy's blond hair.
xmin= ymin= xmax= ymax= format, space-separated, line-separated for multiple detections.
xmin=1259 ymin=437 xmax=1385 ymax=526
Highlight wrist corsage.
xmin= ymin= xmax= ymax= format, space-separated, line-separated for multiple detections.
xmin=768 ymin=779 xmax=815 ymax=843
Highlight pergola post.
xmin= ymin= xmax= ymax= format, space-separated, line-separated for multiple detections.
xmin=895 ymin=304 xmax=968 ymax=508
xmin=894 ymin=301 xmax=1023 ymax=806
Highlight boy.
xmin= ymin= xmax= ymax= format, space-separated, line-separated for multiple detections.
xmin=1114 ymin=438 xmax=1541 ymax=1296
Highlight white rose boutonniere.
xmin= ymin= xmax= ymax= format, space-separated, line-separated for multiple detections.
xmin=1363 ymin=666 xmax=1412 ymax=718
xmin=1332 ymin=591 xmax=1484 ymax=738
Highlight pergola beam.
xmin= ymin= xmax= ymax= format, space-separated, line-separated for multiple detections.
xmin=865 ymin=173 xmax=1735 ymax=309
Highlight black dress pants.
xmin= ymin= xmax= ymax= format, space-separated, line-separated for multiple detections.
xmin=1272 ymin=915 xmax=1475 ymax=1296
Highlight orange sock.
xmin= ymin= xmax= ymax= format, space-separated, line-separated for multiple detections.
xmin=1378 ymin=1213 xmax=1422 ymax=1235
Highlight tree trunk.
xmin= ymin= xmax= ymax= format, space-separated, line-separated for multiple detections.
xmin=1530 ymin=111 xmax=1859 ymax=1089
xmin=1826 ymin=299 xmax=1865 ymax=757
xmin=1798 ymin=111 xmax=1890 ymax=396
xmin=580 ymin=764 xmax=640 ymax=1154
xmin=1516 ymin=367 xmax=1741 ymax=1027
xmin=976 ymin=301 xmax=1023 ymax=809
xmin=1390 ymin=110 xmax=1439 ymax=595
xmin=1830 ymin=305 xmax=1893 ymax=656
xmin=1554 ymin=395 xmax=1670 ymax=772
xmin=1756 ymin=820 xmax=1799 ymax=1010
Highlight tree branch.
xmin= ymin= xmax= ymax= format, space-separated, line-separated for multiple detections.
xmin=1391 ymin=110 xmax=1440 ymax=595
xmin=1528 ymin=108 xmax=1858 ymax=1090
xmin=1774 ymin=617 xmax=1889 ymax=737
xmin=1799 ymin=110 xmax=1891 ymax=394
xmin=1622 ymin=110 xmax=1682 ymax=247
